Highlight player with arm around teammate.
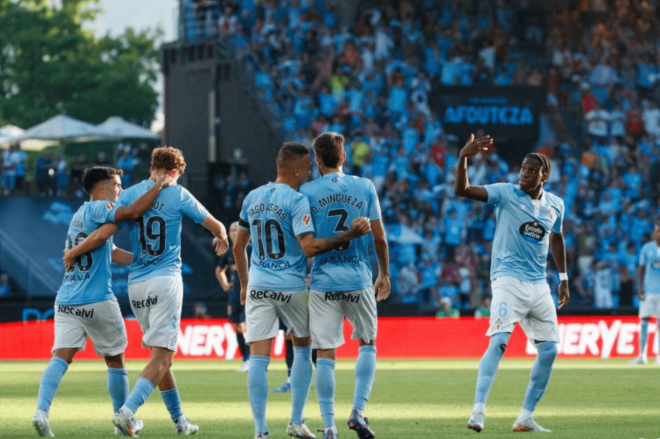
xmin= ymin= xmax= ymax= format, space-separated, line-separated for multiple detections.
xmin=65 ymin=147 xmax=229 ymax=437
xmin=300 ymin=132 xmax=390 ymax=439
xmin=233 ymin=142 xmax=371 ymax=439
xmin=32 ymin=167 xmax=172 ymax=437
xmin=629 ymin=222 xmax=660 ymax=365
xmin=455 ymin=134 xmax=569 ymax=433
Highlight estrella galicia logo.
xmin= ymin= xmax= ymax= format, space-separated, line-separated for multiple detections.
xmin=519 ymin=221 xmax=546 ymax=243
xmin=651 ymin=261 xmax=660 ymax=270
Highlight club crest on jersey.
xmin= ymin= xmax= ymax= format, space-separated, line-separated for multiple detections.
xmin=519 ymin=221 xmax=546 ymax=243
xmin=105 ymin=202 xmax=115 ymax=210
xmin=302 ymin=214 xmax=311 ymax=226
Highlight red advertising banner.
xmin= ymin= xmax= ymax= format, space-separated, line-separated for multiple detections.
xmin=1 ymin=316 xmax=656 ymax=360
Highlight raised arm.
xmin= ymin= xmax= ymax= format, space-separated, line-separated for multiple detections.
xmin=63 ymin=223 xmax=119 ymax=271
xmin=298 ymin=217 xmax=371 ymax=258
xmin=454 ymin=134 xmax=492 ymax=202
xmin=371 ymin=219 xmax=390 ymax=302
xmin=550 ymin=230 xmax=570 ymax=310
xmin=111 ymin=245 xmax=133 ymax=266
xmin=201 ymin=214 xmax=229 ymax=256
xmin=233 ymin=227 xmax=250 ymax=305
xmin=114 ymin=176 xmax=173 ymax=221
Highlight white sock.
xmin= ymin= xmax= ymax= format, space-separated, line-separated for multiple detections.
xmin=119 ymin=406 xmax=135 ymax=419
xmin=473 ymin=402 xmax=486 ymax=415
xmin=517 ymin=408 xmax=533 ymax=422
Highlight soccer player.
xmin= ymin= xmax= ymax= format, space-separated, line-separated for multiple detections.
xmin=455 ymin=135 xmax=569 ymax=433
xmin=216 ymin=220 xmax=251 ymax=372
xmin=33 ymin=167 xmax=172 ymax=437
xmin=629 ymin=222 xmax=660 ymax=365
xmin=300 ymin=132 xmax=390 ymax=439
xmin=233 ymin=142 xmax=371 ymax=439
xmin=65 ymin=147 xmax=229 ymax=437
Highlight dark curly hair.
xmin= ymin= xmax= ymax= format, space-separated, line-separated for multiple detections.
xmin=151 ymin=146 xmax=186 ymax=175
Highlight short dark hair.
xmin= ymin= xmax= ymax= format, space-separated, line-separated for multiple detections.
xmin=524 ymin=152 xmax=551 ymax=179
xmin=82 ymin=167 xmax=123 ymax=195
xmin=312 ymin=132 xmax=344 ymax=168
xmin=276 ymin=142 xmax=310 ymax=169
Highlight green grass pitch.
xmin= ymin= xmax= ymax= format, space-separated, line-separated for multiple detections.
xmin=0 ymin=359 xmax=657 ymax=438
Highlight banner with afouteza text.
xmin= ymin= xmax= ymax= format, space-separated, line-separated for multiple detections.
xmin=0 ymin=316 xmax=655 ymax=360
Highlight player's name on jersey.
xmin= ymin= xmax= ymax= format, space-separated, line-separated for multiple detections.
xmin=323 ymin=292 xmax=360 ymax=303
xmin=134 ymin=257 xmax=162 ymax=267
xmin=131 ymin=296 xmax=158 ymax=309
xmin=250 ymin=290 xmax=292 ymax=303
xmin=247 ymin=203 xmax=287 ymax=220
xmin=254 ymin=260 xmax=291 ymax=269
xmin=311 ymin=194 xmax=364 ymax=212
xmin=63 ymin=272 xmax=91 ymax=283
xmin=151 ymin=201 xmax=165 ymax=211
xmin=318 ymin=255 xmax=362 ymax=265
xmin=57 ymin=305 xmax=94 ymax=318
xmin=71 ymin=219 xmax=84 ymax=229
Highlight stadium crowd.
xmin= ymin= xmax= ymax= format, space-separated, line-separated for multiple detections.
xmin=3 ymin=0 xmax=660 ymax=316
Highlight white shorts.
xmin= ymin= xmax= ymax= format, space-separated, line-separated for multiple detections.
xmin=245 ymin=288 xmax=310 ymax=343
xmin=52 ymin=298 xmax=127 ymax=357
xmin=639 ymin=294 xmax=660 ymax=318
xmin=309 ymin=286 xmax=378 ymax=349
xmin=487 ymin=276 xmax=559 ymax=343
xmin=128 ymin=275 xmax=183 ymax=352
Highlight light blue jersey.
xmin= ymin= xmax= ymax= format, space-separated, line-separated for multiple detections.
xmin=485 ymin=183 xmax=564 ymax=283
xmin=300 ymin=172 xmax=380 ymax=291
xmin=56 ymin=201 xmax=119 ymax=306
xmin=118 ymin=180 xmax=209 ymax=283
xmin=238 ymin=182 xmax=315 ymax=291
xmin=639 ymin=241 xmax=660 ymax=295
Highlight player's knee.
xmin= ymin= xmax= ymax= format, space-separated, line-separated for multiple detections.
xmin=490 ymin=332 xmax=510 ymax=355
xmin=535 ymin=341 xmax=558 ymax=359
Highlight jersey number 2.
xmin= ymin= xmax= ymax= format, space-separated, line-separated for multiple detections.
xmin=328 ymin=208 xmax=350 ymax=252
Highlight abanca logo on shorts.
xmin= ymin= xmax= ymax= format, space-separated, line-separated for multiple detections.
xmin=519 ymin=221 xmax=546 ymax=243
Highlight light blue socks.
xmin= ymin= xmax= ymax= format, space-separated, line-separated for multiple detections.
xmin=474 ymin=332 xmax=510 ymax=405
xmin=124 ymin=377 xmax=155 ymax=415
xmin=107 ymin=368 xmax=129 ymax=412
xmin=316 ymin=357 xmax=336 ymax=427
xmin=290 ymin=345 xmax=313 ymax=424
xmin=161 ymin=387 xmax=183 ymax=420
xmin=36 ymin=356 xmax=69 ymax=413
xmin=248 ymin=355 xmax=270 ymax=435
xmin=640 ymin=319 xmax=649 ymax=356
xmin=353 ymin=346 xmax=377 ymax=411
xmin=521 ymin=341 xmax=558 ymax=412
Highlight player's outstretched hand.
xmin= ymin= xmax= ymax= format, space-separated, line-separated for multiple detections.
xmin=63 ymin=248 xmax=75 ymax=272
xmin=375 ymin=274 xmax=390 ymax=302
xmin=213 ymin=236 xmax=229 ymax=256
xmin=557 ymin=281 xmax=570 ymax=311
xmin=459 ymin=133 xmax=492 ymax=158
xmin=347 ymin=217 xmax=371 ymax=238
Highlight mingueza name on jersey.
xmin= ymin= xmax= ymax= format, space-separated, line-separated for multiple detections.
xmin=255 ymin=260 xmax=291 ymax=269
xmin=135 ymin=257 xmax=161 ymax=267
xmin=319 ymin=255 xmax=361 ymax=265
xmin=250 ymin=290 xmax=292 ymax=303
xmin=519 ymin=221 xmax=546 ymax=242
xmin=312 ymin=194 xmax=364 ymax=212
xmin=57 ymin=305 xmax=94 ymax=318
xmin=247 ymin=203 xmax=288 ymax=221
xmin=324 ymin=292 xmax=360 ymax=303
xmin=132 ymin=296 xmax=158 ymax=309
xmin=63 ymin=272 xmax=91 ymax=282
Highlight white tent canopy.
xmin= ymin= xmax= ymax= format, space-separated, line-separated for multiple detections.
xmin=0 ymin=125 xmax=57 ymax=151
xmin=95 ymin=116 xmax=159 ymax=140
xmin=10 ymin=114 xmax=103 ymax=142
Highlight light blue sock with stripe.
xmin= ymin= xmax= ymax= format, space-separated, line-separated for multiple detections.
xmin=37 ymin=357 xmax=69 ymax=413
xmin=161 ymin=387 xmax=183 ymax=420
xmin=124 ymin=377 xmax=155 ymax=415
xmin=521 ymin=341 xmax=558 ymax=412
xmin=353 ymin=346 xmax=377 ymax=411
xmin=107 ymin=368 xmax=129 ymax=412
xmin=290 ymin=345 xmax=313 ymax=424
xmin=474 ymin=332 xmax=510 ymax=406
xmin=248 ymin=355 xmax=270 ymax=435
xmin=640 ymin=319 xmax=649 ymax=357
xmin=316 ymin=357 xmax=336 ymax=428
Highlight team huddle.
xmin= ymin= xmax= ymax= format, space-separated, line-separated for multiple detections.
xmin=30 ymin=132 xmax=659 ymax=438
